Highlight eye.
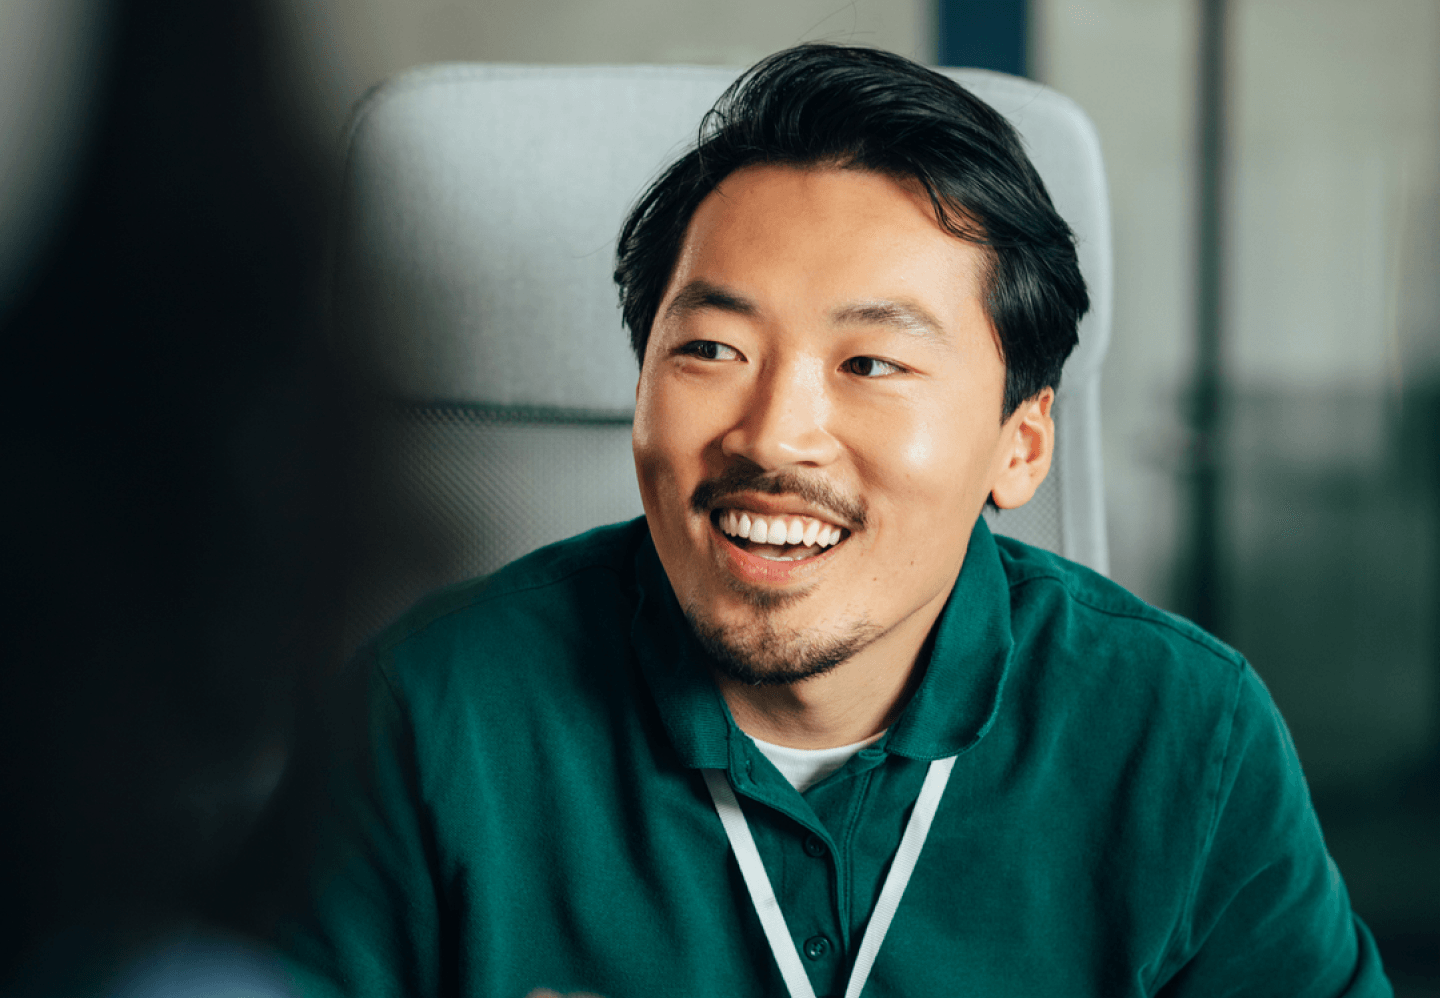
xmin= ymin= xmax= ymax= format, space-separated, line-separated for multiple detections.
xmin=842 ymin=356 xmax=906 ymax=378
xmin=678 ymin=340 xmax=741 ymax=361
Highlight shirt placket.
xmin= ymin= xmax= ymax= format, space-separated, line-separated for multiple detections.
xmin=727 ymin=739 xmax=849 ymax=997
xmin=728 ymin=737 xmax=922 ymax=998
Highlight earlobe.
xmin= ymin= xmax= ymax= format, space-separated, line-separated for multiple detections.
xmin=989 ymin=389 xmax=1055 ymax=510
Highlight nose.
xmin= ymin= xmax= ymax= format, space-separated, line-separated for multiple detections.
xmin=720 ymin=358 xmax=841 ymax=470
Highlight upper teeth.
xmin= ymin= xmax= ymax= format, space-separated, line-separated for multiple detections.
xmin=718 ymin=510 xmax=844 ymax=548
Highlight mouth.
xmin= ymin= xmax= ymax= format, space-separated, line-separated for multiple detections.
xmin=710 ymin=507 xmax=852 ymax=562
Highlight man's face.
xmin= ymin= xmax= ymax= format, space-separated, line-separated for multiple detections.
xmin=633 ymin=165 xmax=1040 ymax=683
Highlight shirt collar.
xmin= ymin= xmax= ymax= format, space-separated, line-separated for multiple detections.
xmin=631 ymin=516 xmax=1015 ymax=769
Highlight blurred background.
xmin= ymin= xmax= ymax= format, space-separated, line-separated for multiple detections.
xmin=1 ymin=0 xmax=1436 ymax=994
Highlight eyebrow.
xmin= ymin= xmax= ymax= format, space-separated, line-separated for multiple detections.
xmin=662 ymin=282 xmax=946 ymax=341
xmin=662 ymin=280 xmax=759 ymax=323
xmin=830 ymin=299 xmax=946 ymax=340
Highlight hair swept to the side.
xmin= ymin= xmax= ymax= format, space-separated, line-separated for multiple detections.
xmin=614 ymin=43 xmax=1089 ymax=418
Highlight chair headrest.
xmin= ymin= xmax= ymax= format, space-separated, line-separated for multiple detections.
xmin=335 ymin=63 xmax=1111 ymax=412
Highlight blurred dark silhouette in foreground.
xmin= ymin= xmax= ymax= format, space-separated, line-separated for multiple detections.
xmin=0 ymin=0 xmax=352 ymax=993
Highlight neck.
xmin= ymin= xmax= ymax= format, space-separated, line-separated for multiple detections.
xmin=715 ymin=604 xmax=942 ymax=750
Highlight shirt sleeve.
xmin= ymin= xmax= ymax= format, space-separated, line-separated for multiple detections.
xmin=273 ymin=649 xmax=446 ymax=998
xmin=1154 ymin=663 xmax=1392 ymax=998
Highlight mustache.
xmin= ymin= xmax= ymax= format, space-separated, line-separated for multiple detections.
xmin=689 ymin=465 xmax=868 ymax=530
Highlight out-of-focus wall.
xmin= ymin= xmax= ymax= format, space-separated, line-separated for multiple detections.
xmin=1037 ymin=0 xmax=1440 ymax=800
xmin=1231 ymin=0 xmax=1440 ymax=393
xmin=267 ymin=0 xmax=932 ymax=142
xmin=1032 ymin=0 xmax=1196 ymax=613
xmin=1225 ymin=0 xmax=1440 ymax=797
xmin=1038 ymin=4 xmax=1440 ymax=963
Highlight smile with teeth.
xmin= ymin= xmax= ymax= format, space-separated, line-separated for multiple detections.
xmin=715 ymin=509 xmax=848 ymax=561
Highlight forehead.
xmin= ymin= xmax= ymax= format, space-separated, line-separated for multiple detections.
xmin=663 ymin=165 xmax=990 ymax=335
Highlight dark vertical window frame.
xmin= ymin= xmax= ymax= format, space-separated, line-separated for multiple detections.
xmin=1186 ymin=0 xmax=1229 ymax=635
xmin=936 ymin=0 xmax=1029 ymax=76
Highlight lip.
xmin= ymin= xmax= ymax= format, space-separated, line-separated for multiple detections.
xmin=708 ymin=513 xmax=845 ymax=586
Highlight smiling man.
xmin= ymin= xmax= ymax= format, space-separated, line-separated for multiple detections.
xmin=276 ymin=45 xmax=1389 ymax=998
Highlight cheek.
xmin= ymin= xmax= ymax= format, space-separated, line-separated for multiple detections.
xmin=897 ymin=431 xmax=934 ymax=470
xmin=632 ymin=382 xmax=679 ymax=507
xmin=632 ymin=372 xmax=714 ymax=516
xmin=850 ymin=403 xmax=997 ymax=534
xmin=853 ymin=410 xmax=950 ymax=498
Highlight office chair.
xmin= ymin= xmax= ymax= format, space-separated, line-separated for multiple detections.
xmin=333 ymin=63 xmax=1112 ymax=643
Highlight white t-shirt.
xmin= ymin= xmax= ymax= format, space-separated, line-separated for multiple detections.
xmin=747 ymin=732 xmax=885 ymax=793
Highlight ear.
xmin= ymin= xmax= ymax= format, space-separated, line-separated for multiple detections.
xmin=989 ymin=388 xmax=1055 ymax=510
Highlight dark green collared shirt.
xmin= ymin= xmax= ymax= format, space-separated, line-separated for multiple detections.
xmin=279 ymin=517 xmax=1390 ymax=997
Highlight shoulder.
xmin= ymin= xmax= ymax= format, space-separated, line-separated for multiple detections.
xmin=989 ymin=533 xmax=1253 ymax=750
xmin=366 ymin=518 xmax=649 ymax=693
xmin=378 ymin=519 xmax=644 ymax=643
xmin=994 ymin=532 xmax=1244 ymax=671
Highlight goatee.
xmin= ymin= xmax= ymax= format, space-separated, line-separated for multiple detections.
xmin=684 ymin=605 xmax=880 ymax=687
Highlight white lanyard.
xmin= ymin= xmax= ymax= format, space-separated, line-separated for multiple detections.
xmin=702 ymin=755 xmax=957 ymax=998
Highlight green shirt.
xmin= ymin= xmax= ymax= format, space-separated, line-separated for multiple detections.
xmin=279 ymin=517 xmax=1390 ymax=997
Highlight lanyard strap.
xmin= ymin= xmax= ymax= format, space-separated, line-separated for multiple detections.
xmin=702 ymin=755 xmax=957 ymax=998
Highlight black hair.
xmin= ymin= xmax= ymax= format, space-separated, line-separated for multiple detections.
xmin=614 ymin=43 xmax=1089 ymax=419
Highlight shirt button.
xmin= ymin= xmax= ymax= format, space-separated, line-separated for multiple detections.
xmin=803 ymin=935 xmax=831 ymax=960
xmin=803 ymin=834 xmax=827 ymax=858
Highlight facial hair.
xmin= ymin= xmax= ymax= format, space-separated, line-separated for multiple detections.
xmin=686 ymin=464 xmax=876 ymax=684
xmin=690 ymin=465 xmax=867 ymax=529
xmin=684 ymin=602 xmax=882 ymax=687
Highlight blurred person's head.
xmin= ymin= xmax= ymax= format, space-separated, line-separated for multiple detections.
xmin=622 ymin=45 xmax=1087 ymax=688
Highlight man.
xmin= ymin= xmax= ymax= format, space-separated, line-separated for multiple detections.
xmin=277 ymin=45 xmax=1390 ymax=996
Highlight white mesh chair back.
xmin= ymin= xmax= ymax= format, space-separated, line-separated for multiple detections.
xmin=335 ymin=63 xmax=1111 ymax=639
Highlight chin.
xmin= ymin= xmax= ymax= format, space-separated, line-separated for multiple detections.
xmin=682 ymin=599 xmax=880 ymax=687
